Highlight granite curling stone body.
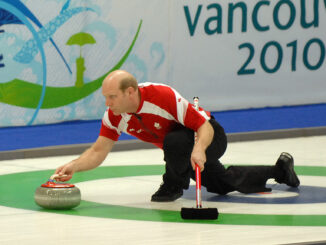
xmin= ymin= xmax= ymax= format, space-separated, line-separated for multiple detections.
xmin=34 ymin=175 xmax=81 ymax=210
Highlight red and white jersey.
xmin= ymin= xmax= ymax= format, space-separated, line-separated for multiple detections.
xmin=99 ymin=82 xmax=210 ymax=148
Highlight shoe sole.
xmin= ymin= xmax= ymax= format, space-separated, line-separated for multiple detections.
xmin=278 ymin=153 xmax=300 ymax=188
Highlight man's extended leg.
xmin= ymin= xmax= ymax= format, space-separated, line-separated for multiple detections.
xmin=201 ymin=152 xmax=300 ymax=195
xmin=193 ymin=120 xmax=300 ymax=194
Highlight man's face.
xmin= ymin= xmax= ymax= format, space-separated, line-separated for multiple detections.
xmin=102 ymin=81 xmax=129 ymax=115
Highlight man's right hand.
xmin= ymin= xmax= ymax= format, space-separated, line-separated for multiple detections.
xmin=54 ymin=161 xmax=76 ymax=182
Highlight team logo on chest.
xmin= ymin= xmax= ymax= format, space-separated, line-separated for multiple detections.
xmin=154 ymin=122 xmax=161 ymax=130
xmin=128 ymin=128 xmax=143 ymax=133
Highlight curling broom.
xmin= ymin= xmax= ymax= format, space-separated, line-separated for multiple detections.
xmin=180 ymin=97 xmax=219 ymax=220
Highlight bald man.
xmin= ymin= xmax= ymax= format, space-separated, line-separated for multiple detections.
xmin=55 ymin=70 xmax=300 ymax=202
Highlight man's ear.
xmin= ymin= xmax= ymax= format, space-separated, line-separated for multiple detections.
xmin=127 ymin=86 xmax=135 ymax=95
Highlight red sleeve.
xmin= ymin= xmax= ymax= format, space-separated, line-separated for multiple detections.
xmin=184 ymin=104 xmax=207 ymax=132
xmin=99 ymin=122 xmax=120 ymax=141
xmin=99 ymin=110 xmax=121 ymax=141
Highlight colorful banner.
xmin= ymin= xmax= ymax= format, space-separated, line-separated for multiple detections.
xmin=0 ymin=0 xmax=325 ymax=127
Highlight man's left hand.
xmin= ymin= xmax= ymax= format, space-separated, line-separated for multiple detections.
xmin=190 ymin=146 xmax=206 ymax=172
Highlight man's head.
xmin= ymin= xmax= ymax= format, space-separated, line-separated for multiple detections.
xmin=102 ymin=70 xmax=140 ymax=115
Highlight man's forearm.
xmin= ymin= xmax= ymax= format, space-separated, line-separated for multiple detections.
xmin=73 ymin=147 xmax=106 ymax=172
xmin=190 ymin=120 xmax=214 ymax=171
xmin=195 ymin=120 xmax=214 ymax=150
xmin=72 ymin=136 xmax=115 ymax=172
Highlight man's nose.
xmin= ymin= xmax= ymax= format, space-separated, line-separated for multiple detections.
xmin=105 ymin=98 xmax=111 ymax=107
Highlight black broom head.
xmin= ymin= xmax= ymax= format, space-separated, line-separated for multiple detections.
xmin=181 ymin=207 xmax=218 ymax=220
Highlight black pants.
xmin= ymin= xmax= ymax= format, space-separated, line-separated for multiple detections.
xmin=162 ymin=119 xmax=275 ymax=195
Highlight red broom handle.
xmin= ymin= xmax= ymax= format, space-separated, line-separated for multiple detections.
xmin=195 ymin=164 xmax=202 ymax=208
xmin=193 ymin=97 xmax=202 ymax=208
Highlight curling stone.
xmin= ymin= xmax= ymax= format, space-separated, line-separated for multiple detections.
xmin=34 ymin=174 xmax=81 ymax=210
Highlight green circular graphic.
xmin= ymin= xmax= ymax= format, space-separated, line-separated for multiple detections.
xmin=0 ymin=165 xmax=325 ymax=226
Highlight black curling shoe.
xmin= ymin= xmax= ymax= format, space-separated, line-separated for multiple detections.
xmin=275 ymin=152 xmax=300 ymax=188
xmin=151 ymin=183 xmax=183 ymax=202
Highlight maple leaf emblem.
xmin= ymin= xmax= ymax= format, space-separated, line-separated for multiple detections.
xmin=154 ymin=122 xmax=161 ymax=130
